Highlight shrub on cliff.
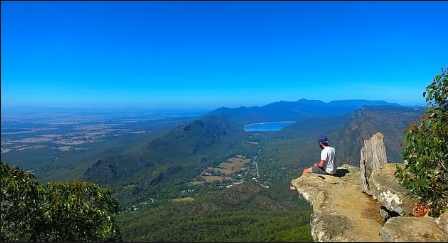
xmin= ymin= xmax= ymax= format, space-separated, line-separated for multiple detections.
xmin=395 ymin=67 xmax=448 ymax=217
xmin=1 ymin=162 xmax=122 ymax=242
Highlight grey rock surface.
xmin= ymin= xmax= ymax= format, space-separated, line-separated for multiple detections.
xmin=369 ymin=163 xmax=418 ymax=216
xmin=360 ymin=132 xmax=388 ymax=195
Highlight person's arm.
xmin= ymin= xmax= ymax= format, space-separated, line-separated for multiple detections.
xmin=314 ymin=160 xmax=326 ymax=167
xmin=315 ymin=149 xmax=328 ymax=168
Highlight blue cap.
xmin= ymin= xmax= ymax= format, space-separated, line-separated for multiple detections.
xmin=318 ymin=136 xmax=328 ymax=143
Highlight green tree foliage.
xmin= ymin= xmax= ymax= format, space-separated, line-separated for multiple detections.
xmin=120 ymin=210 xmax=313 ymax=242
xmin=1 ymin=162 xmax=122 ymax=242
xmin=395 ymin=67 xmax=448 ymax=217
xmin=119 ymin=181 xmax=313 ymax=242
xmin=1 ymin=162 xmax=42 ymax=242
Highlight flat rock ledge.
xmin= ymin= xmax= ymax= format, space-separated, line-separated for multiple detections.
xmin=291 ymin=164 xmax=384 ymax=242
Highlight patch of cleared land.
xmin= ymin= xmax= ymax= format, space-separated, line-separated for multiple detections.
xmin=172 ymin=197 xmax=194 ymax=202
xmin=205 ymin=167 xmax=233 ymax=175
xmin=13 ymin=137 xmax=53 ymax=143
xmin=58 ymin=146 xmax=72 ymax=151
xmin=27 ymin=145 xmax=47 ymax=149
xmin=197 ymin=156 xmax=252 ymax=182
xmin=202 ymin=176 xmax=232 ymax=182
xmin=128 ymin=131 xmax=147 ymax=134
xmin=228 ymin=157 xmax=251 ymax=163
xmin=40 ymin=134 xmax=62 ymax=138
xmin=220 ymin=162 xmax=245 ymax=171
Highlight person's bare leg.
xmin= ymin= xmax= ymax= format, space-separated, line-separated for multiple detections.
xmin=302 ymin=167 xmax=312 ymax=174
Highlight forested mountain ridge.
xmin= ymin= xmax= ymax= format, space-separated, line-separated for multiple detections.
xmin=147 ymin=115 xmax=244 ymax=158
xmin=81 ymin=115 xmax=249 ymax=186
xmin=80 ymin=114 xmax=259 ymax=207
xmin=331 ymin=105 xmax=426 ymax=164
xmin=83 ymin=154 xmax=155 ymax=184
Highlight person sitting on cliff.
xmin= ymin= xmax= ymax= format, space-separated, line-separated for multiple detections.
xmin=290 ymin=136 xmax=336 ymax=190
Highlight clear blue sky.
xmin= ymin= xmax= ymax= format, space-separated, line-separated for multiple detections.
xmin=2 ymin=1 xmax=447 ymax=109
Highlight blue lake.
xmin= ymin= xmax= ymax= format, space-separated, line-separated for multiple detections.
xmin=243 ymin=121 xmax=296 ymax=132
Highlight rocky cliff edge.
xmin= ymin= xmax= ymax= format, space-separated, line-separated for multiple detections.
xmin=292 ymin=132 xmax=447 ymax=242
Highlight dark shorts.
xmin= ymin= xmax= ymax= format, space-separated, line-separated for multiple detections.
xmin=311 ymin=166 xmax=329 ymax=175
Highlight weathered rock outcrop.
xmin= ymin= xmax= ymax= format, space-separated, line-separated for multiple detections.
xmin=380 ymin=216 xmax=447 ymax=242
xmin=360 ymin=132 xmax=388 ymax=195
xmin=291 ymin=164 xmax=384 ymax=242
xmin=369 ymin=163 xmax=418 ymax=217
xmin=292 ymin=132 xmax=446 ymax=242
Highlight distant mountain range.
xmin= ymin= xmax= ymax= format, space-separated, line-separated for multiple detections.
xmin=1 ymin=99 xmax=408 ymax=115
xmin=206 ymin=99 xmax=403 ymax=125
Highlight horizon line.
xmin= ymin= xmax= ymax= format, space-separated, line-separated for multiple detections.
xmin=0 ymin=98 xmax=427 ymax=113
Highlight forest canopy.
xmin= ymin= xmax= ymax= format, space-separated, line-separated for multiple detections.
xmin=1 ymin=162 xmax=122 ymax=242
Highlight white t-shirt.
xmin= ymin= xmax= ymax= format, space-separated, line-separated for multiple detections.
xmin=321 ymin=146 xmax=336 ymax=175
